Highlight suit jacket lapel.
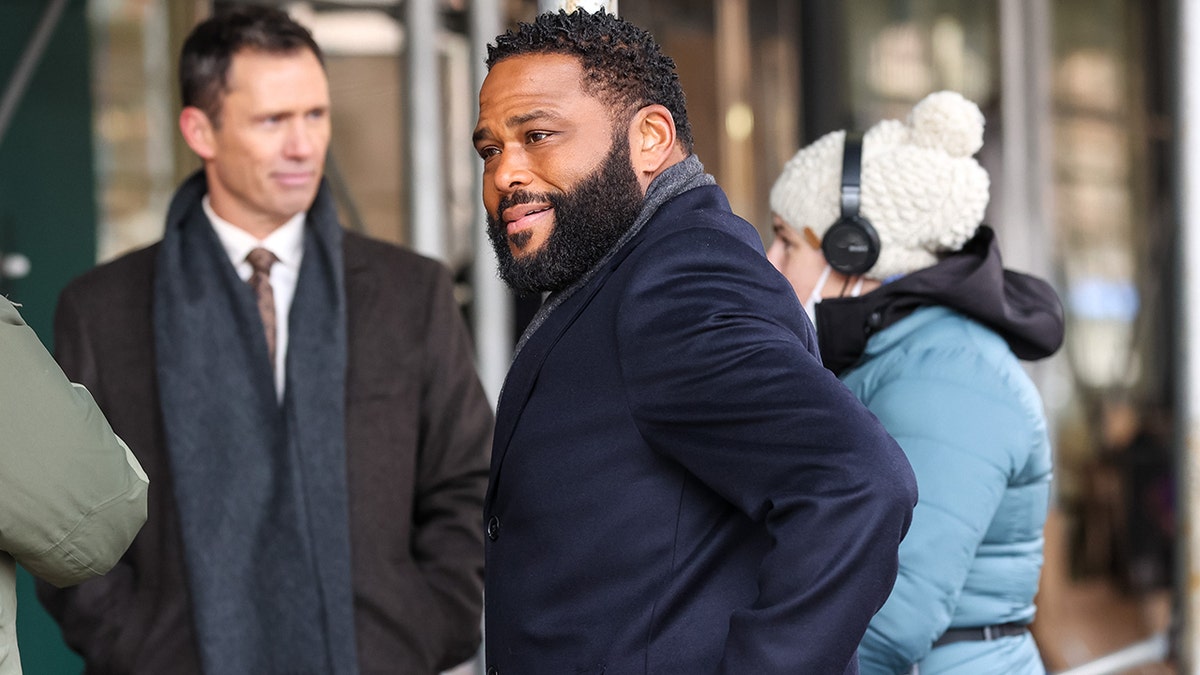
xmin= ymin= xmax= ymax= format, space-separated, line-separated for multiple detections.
xmin=486 ymin=231 xmax=648 ymax=509
xmin=342 ymin=243 xmax=375 ymax=339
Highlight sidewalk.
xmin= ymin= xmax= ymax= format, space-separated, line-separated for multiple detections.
xmin=1033 ymin=508 xmax=1174 ymax=674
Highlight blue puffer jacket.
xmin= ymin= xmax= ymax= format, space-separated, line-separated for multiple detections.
xmin=814 ymin=227 xmax=1064 ymax=675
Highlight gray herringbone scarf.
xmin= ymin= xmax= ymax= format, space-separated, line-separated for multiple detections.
xmin=154 ymin=172 xmax=358 ymax=675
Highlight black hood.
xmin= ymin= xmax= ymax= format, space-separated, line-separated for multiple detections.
xmin=814 ymin=226 xmax=1065 ymax=375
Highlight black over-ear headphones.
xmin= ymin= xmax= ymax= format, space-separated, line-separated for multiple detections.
xmin=821 ymin=134 xmax=880 ymax=276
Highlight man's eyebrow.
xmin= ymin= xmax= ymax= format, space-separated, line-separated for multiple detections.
xmin=472 ymin=127 xmax=493 ymax=144
xmin=473 ymin=108 xmax=566 ymax=144
xmin=253 ymin=108 xmax=296 ymax=120
xmin=506 ymin=109 xmax=564 ymax=127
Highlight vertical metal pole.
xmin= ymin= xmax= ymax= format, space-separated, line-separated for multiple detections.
xmin=470 ymin=0 xmax=512 ymax=406
xmin=996 ymin=0 xmax=1032 ymax=274
xmin=537 ymin=0 xmax=617 ymax=14
xmin=1177 ymin=0 xmax=1200 ymax=670
xmin=714 ymin=0 xmax=754 ymax=221
xmin=997 ymin=0 xmax=1061 ymax=433
xmin=465 ymin=12 xmax=506 ymax=673
xmin=407 ymin=0 xmax=447 ymax=260
xmin=997 ymin=0 xmax=1055 ymax=279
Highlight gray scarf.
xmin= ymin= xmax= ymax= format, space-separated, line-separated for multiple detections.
xmin=154 ymin=172 xmax=358 ymax=675
xmin=512 ymin=154 xmax=715 ymax=358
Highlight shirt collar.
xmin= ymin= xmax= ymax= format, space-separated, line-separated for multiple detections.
xmin=202 ymin=195 xmax=306 ymax=269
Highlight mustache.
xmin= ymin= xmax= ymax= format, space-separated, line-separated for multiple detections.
xmin=495 ymin=190 xmax=557 ymax=223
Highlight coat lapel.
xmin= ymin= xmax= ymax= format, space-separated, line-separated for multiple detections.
xmin=485 ymin=230 xmax=649 ymax=509
xmin=342 ymin=241 xmax=375 ymax=338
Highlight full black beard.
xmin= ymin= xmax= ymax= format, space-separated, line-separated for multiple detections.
xmin=486 ymin=134 xmax=644 ymax=296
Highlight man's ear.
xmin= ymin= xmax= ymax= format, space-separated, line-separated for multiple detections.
xmin=179 ymin=106 xmax=217 ymax=160
xmin=630 ymin=104 xmax=681 ymax=187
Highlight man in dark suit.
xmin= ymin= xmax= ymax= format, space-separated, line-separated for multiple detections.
xmin=473 ymin=10 xmax=918 ymax=674
xmin=38 ymin=7 xmax=492 ymax=675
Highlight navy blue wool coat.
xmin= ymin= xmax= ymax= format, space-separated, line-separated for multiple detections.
xmin=483 ymin=184 xmax=918 ymax=674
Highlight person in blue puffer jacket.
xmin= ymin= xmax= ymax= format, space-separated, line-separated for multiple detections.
xmin=767 ymin=90 xmax=1065 ymax=675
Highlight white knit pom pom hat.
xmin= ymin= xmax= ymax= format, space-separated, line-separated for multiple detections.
xmin=769 ymin=90 xmax=991 ymax=280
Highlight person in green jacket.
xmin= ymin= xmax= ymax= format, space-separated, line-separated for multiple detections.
xmin=0 ymin=296 xmax=148 ymax=675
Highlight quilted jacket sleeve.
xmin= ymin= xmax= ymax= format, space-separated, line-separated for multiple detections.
xmin=0 ymin=297 xmax=148 ymax=588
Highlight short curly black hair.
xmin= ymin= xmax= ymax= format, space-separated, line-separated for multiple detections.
xmin=487 ymin=9 xmax=693 ymax=153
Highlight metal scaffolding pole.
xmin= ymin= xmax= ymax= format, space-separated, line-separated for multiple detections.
xmin=469 ymin=0 xmax=512 ymax=406
xmin=1177 ymin=0 xmax=1200 ymax=670
xmin=406 ymin=0 xmax=447 ymax=260
xmin=537 ymin=0 xmax=617 ymax=14
xmin=464 ymin=11 xmax=508 ymax=675
xmin=997 ymin=0 xmax=1055 ymax=280
xmin=0 ymin=0 xmax=68 ymax=148
xmin=997 ymin=0 xmax=1063 ymax=451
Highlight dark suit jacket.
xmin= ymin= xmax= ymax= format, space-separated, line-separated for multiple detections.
xmin=40 ymin=229 xmax=493 ymax=675
xmin=483 ymin=184 xmax=917 ymax=674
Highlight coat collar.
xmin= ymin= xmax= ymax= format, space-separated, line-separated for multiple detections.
xmin=485 ymin=184 xmax=730 ymax=509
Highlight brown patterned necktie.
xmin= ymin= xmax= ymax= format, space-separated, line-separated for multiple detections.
xmin=246 ymin=247 xmax=278 ymax=369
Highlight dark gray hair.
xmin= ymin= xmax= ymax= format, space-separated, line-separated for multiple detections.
xmin=179 ymin=6 xmax=323 ymax=126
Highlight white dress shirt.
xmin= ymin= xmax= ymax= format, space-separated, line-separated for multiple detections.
xmin=203 ymin=196 xmax=305 ymax=401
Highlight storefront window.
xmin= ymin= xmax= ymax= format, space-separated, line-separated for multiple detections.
xmin=90 ymin=0 xmax=181 ymax=261
xmin=1051 ymin=0 xmax=1175 ymax=602
xmin=91 ymin=0 xmax=479 ymax=272
xmin=845 ymin=0 xmax=998 ymax=126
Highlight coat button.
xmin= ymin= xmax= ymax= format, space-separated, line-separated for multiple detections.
xmin=866 ymin=310 xmax=883 ymax=335
xmin=487 ymin=667 xmax=498 ymax=675
xmin=487 ymin=516 xmax=500 ymax=541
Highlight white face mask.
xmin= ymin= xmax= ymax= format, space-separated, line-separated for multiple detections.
xmin=804 ymin=264 xmax=833 ymax=324
xmin=804 ymin=266 xmax=867 ymax=331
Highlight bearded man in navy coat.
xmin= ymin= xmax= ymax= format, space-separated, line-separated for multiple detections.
xmin=473 ymin=10 xmax=919 ymax=675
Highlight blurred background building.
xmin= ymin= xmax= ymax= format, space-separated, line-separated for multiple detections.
xmin=0 ymin=0 xmax=1181 ymax=673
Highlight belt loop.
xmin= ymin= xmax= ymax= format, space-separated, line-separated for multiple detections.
xmin=983 ymin=625 xmax=995 ymax=640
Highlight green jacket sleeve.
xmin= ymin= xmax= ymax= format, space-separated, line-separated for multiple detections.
xmin=0 ymin=297 xmax=148 ymax=588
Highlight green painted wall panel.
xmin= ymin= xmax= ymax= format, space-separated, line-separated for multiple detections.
xmin=0 ymin=0 xmax=97 ymax=341
xmin=1 ymin=1 xmax=97 ymax=673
